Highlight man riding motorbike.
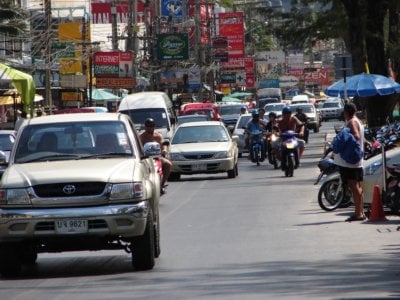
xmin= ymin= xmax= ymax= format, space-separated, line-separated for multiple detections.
xmin=277 ymin=106 xmax=305 ymax=170
xmin=245 ymin=109 xmax=267 ymax=162
xmin=294 ymin=107 xmax=309 ymax=143
xmin=140 ymin=118 xmax=172 ymax=192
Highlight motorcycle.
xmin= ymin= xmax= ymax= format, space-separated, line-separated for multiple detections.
xmin=248 ymin=129 xmax=266 ymax=166
xmin=315 ymin=143 xmax=353 ymax=211
xmin=143 ymin=142 xmax=166 ymax=195
xmin=266 ymin=129 xmax=280 ymax=169
xmin=280 ymin=130 xmax=299 ymax=177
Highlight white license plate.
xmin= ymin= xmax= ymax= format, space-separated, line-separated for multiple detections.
xmin=55 ymin=219 xmax=88 ymax=234
xmin=192 ymin=164 xmax=207 ymax=171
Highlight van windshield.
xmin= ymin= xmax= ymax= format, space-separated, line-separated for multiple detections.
xmin=120 ymin=108 xmax=170 ymax=130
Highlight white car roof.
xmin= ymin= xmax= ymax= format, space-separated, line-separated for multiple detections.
xmin=175 ymin=121 xmax=224 ymax=128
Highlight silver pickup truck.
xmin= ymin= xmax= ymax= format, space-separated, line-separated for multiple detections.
xmin=0 ymin=113 xmax=161 ymax=276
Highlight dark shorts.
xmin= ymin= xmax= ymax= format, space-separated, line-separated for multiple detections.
xmin=338 ymin=166 xmax=363 ymax=182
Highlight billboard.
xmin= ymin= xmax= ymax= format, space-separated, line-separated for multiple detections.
xmin=91 ymin=0 xmax=146 ymax=24
xmin=217 ymin=12 xmax=245 ymax=59
xmin=93 ymin=51 xmax=134 ymax=88
xmin=157 ymin=34 xmax=189 ymax=60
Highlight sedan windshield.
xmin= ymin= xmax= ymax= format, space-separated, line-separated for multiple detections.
xmin=172 ymin=125 xmax=229 ymax=144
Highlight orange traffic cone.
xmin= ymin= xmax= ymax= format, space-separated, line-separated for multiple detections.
xmin=368 ymin=185 xmax=387 ymax=222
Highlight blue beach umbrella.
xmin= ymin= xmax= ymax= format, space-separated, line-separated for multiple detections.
xmin=325 ymin=73 xmax=400 ymax=97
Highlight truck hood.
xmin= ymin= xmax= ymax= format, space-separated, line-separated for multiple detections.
xmin=1 ymin=159 xmax=137 ymax=187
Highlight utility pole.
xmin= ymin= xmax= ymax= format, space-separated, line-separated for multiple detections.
xmin=44 ymin=0 xmax=53 ymax=113
xmin=111 ymin=0 xmax=118 ymax=50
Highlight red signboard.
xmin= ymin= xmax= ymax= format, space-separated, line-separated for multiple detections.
xmin=91 ymin=1 xmax=146 ymax=24
xmin=93 ymin=51 xmax=133 ymax=78
xmin=218 ymin=12 xmax=245 ymax=59
xmin=96 ymin=77 xmax=136 ymax=89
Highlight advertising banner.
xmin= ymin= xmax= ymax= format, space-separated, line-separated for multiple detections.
xmin=159 ymin=68 xmax=201 ymax=92
xmin=217 ymin=12 xmax=244 ymax=59
xmin=161 ymin=0 xmax=183 ymax=19
xmin=91 ymin=0 xmax=145 ymax=24
xmin=157 ymin=34 xmax=189 ymax=60
xmin=93 ymin=51 xmax=133 ymax=78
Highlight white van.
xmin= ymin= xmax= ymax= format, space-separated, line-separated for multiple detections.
xmin=291 ymin=94 xmax=310 ymax=104
xmin=118 ymin=91 xmax=176 ymax=141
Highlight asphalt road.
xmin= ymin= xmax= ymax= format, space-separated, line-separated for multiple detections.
xmin=1 ymin=121 xmax=400 ymax=300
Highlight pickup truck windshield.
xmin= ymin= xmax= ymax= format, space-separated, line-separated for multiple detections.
xmin=14 ymin=121 xmax=134 ymax=163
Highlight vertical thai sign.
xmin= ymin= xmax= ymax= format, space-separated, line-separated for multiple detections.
xmin=217 ymin=12 xmax=245 ymax=59
xmin=244 ymin=56 xmax=255 ymax=88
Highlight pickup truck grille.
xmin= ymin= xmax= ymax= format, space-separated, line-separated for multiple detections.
xmin=34 ymin=182 xmax=106 ymax=197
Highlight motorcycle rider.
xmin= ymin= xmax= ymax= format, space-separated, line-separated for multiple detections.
xmin=245 ymin=109 xmax=266 ymax=162
xmin=294 ymin=107 xmax=309 ymax=143
xmin=140 ymin=118 xmax=172 ymax=192
xmin=277 ymin=106 xmax=305 ymax=169
xmin=265 ymin=112 xmax=280 ymax=165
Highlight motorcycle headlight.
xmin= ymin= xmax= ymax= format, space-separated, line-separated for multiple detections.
xmin=286 ymin=142 xmax=296 ymax=149
xmin=110 ymin=182 xmax=143 ymax=200
xmin=271 ymin=134 xmax=278 ymax=142
xmin=170 ymin=152 xmax=185 ymax=161
xmin=214 ymin=151 xmax=228 ymax=159
xmin=0 ymin=188 xmax=31 ymax=205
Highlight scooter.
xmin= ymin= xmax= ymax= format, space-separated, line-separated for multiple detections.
xmin=248 ymin=129 xmax=266 ymax=166
xmin=143 ymin=142 xmax=166 ymax=195
xmin=315 ymin=159 xmax=353 ymax=211
xmin=280 ymin=130 xmax=299 ymax=177
xmin=265 ymin=130 xmax=280 ymax=169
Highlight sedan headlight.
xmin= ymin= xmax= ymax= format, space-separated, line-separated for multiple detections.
xmin=214 ymin=151 xmax=229 ymax=159
xmin=110 ymin=182 xmax=143 ymax=200
xmin=0 ymin=188 xmax=31 ymax=205
xmin=170 ymin=153 xmax=186 ymax=161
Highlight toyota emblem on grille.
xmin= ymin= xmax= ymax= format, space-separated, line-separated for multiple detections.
xmin=63 ymin=185 xmax=76 ymax=195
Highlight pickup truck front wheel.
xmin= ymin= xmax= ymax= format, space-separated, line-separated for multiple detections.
xmin=0 ymin=244 xmax=22 ymax=277
xmin=131 ymin=209 xmax=155 ymax=271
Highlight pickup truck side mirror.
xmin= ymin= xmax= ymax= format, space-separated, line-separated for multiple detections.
xmin=143 ymin=142 xmax=161 ymax=157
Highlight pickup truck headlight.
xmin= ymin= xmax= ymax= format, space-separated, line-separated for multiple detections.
xmin=109 ymin=182 xmax=143 ymax=200
xmin=0 ymin=188 xmax=31 ymax=205
xmin=170 ymin=153 xmax=185 ymax=161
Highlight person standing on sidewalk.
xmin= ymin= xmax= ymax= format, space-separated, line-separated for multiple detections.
xmin=333 ymin=102 xmax=366 ymax=222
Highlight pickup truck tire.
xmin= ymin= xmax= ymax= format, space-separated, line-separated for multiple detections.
xmin=314 ymin=125 xmax=319 ymax=133
xmin=154 ymin=209 xmax=161 ymax=258
xmin=19 ymin=245 xmax=38 ymax=265
xmin=169 ymin=172 xmax=181 ymax=181
xmin=0 ymin=244 xmax=22 ymax=277
xmin=131 ymin=209 xmax=155 ymax=271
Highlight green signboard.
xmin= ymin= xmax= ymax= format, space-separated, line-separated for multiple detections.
xmin=157 ymin=34 xmax=189 ymax=60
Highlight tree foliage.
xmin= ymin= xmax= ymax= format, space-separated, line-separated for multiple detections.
xmin=0 ymin=0 xmax=28 ymax=36
xmin=261 ymin=0 xmax=400 ymax=126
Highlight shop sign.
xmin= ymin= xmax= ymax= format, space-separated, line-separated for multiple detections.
xmin=157 ymin=34 xmax=189 ymax=60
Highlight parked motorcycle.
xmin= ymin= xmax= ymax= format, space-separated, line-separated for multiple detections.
xmin=315 ymin=147 xmax=353 ymax=211
xmin=143 ymin=142 xmax=166 ymax=195
xmin=280 ymin=130 xmax=299 ymax=177
xmin=248 ymin=129 xmax=266 ymax=166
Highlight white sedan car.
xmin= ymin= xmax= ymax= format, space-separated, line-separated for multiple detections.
xmin=362 ymin=148 xmax=400 ymax=206
xmin=168 ymin=121 xmax=239 ymax=180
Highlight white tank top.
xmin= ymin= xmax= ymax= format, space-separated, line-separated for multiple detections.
xmin=334 ymin=118 xmax=364 ymax=168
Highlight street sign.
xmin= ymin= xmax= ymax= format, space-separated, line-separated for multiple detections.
xmin=334 ymin=55 xmax=353 ymax=78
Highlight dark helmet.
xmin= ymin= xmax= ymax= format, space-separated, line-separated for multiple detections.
xmin=252 ymin=109 xmax=259 ymax=117
xmin=282 ymin=106 xmax=292 ymax=115
xmin=296 ymin=107 xmax=303 ymax=112
xmin=241 ymin=105 xmax=247 ymax=110
xmin=268 ymin=112 xmax=277 ymax=118
xmin=145 ymin=118 xmax=155 ymax=126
